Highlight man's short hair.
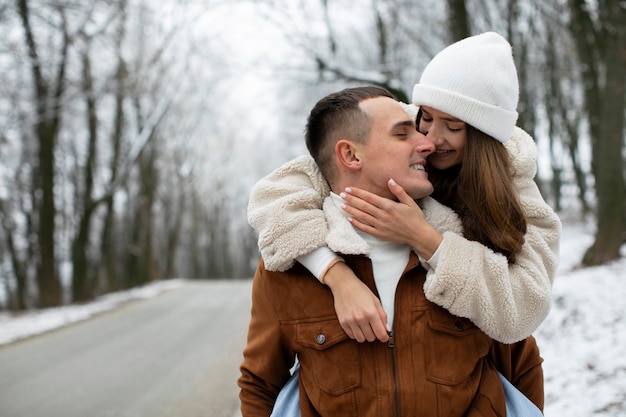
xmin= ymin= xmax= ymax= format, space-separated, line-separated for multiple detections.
xmin=305 ymin=86 xmax=394 ymax=182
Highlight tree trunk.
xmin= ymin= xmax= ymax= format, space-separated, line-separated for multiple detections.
xmin=563 ymin=106 xmax=591 ymax=216
xmin=189 ymin=194 xmax=203 ymax=278
xmin=72 ymin=45 xmax=99 ymax=303
xmin=17 ymin=0 xmax=65 ymax=307
xmin=569 ymin=0 xmax=626 ymax=265
xmin=583 ymin=1 xmax=626 ymax=265
xmin=99 ymin=0 xmax=127 ymax=294
xmin=165 ymin=180 xmax=185 ymax=278
xmin=127 ymin=120 xmax=159 ymax=288
xmin=544 ymin=29 xmax=563 ymax=212
xmin=37 ymin=122 xmax=62 ymax=307
xmin=0 ymin=213 xmax=28 ymax=310
xmin=447 ymin=0 xmax=471 ymax=41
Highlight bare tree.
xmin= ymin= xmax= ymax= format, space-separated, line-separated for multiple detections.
xmin=16 ymin=0 xmax=71 ymax=307
xmin=70 ymin=39 xmax=99 ymax=302
xmin=3 ymin=0 xmax=624 ymax=312
xmin=97 ymin=0 xmax=128 ymax=294
xmin=568 ymin=0 xmax=626 ymax=264
xmin=0 ymin=198 xmax=28 ymax=309
xmin=255 ymin=0 xmax=437 ymax=102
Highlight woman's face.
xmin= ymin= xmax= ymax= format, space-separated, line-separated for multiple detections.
xmin=418 ymin=106 xmax=467 ymax=170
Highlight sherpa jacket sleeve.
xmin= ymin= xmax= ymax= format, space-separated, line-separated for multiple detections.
xmin=247 ymin=155 xmax=331 ymax=272
xmin=421 ymin=127 xmax=562 ymax=343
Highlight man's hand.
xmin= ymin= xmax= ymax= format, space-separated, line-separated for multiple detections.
xmin=323 ymin=261 xmax=389 ymax=343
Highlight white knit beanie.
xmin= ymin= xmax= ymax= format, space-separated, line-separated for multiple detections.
xmin=412 ymin=32 xmax=519 ymax=144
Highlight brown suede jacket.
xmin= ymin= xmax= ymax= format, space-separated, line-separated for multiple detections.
xmin=238 ymin=253 xmax=544 ymax=417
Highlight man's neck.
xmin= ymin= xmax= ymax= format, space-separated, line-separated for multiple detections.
xmin=329 ymin=192 xmax=411 ymax=330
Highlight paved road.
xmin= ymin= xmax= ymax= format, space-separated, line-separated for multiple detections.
xmin=0 ymin=280 xmax=252 ymax=417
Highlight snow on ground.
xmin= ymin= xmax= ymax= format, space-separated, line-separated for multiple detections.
xmin=535 ymin=222 xmax=626 ymax=417
xmin=0 ymin=222 xmax=624 ymax=416
xmin=0 ymin=279 xmax=184 ymax=346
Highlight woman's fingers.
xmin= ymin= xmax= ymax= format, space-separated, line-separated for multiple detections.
xmin=340 ymin=187 xmax=387 ymax=213
xmin=341 ymin=182 xmax=426 ymax=244
xmin=387 ymin=178 xmax=417 ymax=206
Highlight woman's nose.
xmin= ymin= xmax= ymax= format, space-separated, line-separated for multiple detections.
xmin=425 ymin=128 xmax=443 ymax=146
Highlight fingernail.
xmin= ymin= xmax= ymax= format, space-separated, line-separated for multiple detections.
xmin=344 ymin=187 xmax=352 ymax=193
xmin=340 ymin=192 xmax=347 ymax=199
xmin=389 ymin=179 xmax=396 ymax=186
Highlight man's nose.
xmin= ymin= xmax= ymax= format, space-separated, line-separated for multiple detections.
xmin=415 ymin=132 xmax=435 ymax=155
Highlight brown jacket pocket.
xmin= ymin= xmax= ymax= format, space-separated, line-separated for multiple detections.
xmin=425 ymin=309 xmax=492 ymax=385
xmin=295 ymin=316 xmax=361 ymax=395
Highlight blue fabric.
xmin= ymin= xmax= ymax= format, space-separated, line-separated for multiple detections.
xmin=498 ymin=371 xmax=544 ymax=417
xmin=270 ymin=363 xmax=301 ymax=417
xmin=270 ymin=364 xmax=542 ymax=417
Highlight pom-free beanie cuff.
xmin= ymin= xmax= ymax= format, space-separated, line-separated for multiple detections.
xmin=412 ymin=84 xmax=518 ymax=144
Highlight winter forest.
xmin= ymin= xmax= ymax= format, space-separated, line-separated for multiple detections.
xmin=0 ymin=0 xmax=624 ymax=310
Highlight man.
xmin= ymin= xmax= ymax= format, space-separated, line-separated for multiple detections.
xmin=238 ymin=86 xmax=543 ymax=416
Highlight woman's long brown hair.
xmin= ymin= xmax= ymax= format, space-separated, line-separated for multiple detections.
xmin=426 ymin=124 xmax=527 ymax=263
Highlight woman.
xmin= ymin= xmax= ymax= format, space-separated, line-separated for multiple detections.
xmin=247 ymin=32 xmax=561 ymax=344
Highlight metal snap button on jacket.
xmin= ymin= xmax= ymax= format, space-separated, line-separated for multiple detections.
xmin=316 ymin=334 xmax=326 ymax=345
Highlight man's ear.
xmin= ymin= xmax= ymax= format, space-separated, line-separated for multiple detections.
xmin=336 ymin=139 xmax=362 ymax=171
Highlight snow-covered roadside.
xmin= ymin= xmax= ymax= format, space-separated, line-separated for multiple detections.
xmin=0 ymin=279 xmax=184 ymax=346
xmin=535 ymin=223 xmax=626 ymax=417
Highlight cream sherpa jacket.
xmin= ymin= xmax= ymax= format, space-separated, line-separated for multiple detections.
xmin=248 ymin=126 xmax=561 ymax=343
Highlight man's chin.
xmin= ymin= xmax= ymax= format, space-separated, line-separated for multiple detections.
xmin=408 ymin=186 xmax=434 ymax=200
